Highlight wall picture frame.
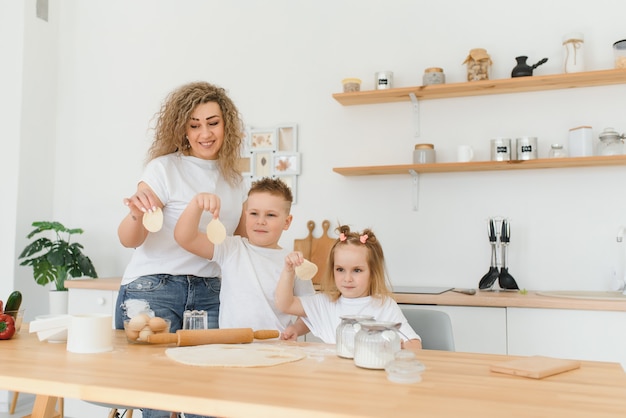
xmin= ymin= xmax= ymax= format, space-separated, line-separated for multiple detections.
xmin=253 ymin=151 xmax=273 ymax=178
xmin=249 ymin=128 xmax=278 ymax=151
xmin=272 ymin=152 xmax=301 ymax=176
xmin=277 ymin=125 xmax=298 ymax=152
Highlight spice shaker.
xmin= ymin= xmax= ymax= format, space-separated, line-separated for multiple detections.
xmin=562 ymin=33 xmax=584 ymax=73
xmin=336 ymin=315 xmax=375 ymax=359
xmin=463 ymin=48 xmax=491 ymax=81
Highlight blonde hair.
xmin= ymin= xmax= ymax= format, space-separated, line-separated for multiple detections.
xmin=249 ymin=177 xmax=293 ymax=202
xmin=146 ymin=81 xmax=244 ymax=186
xmin=320 ymin=225 xmax=392 ymax=301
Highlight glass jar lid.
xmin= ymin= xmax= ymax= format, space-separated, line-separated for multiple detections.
xmin=359 ymin=320 xmax=401 ymax=331
xmin=599 ymin=127 xmax=625 ymax=142
xmin=339 ymin=315 xmax=374 ymax=324
xmin=385 ymin=350 xmax=426 ymax=384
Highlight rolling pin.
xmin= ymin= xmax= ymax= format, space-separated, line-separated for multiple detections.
xmin=146 ymin=328 xmax=279 ymax=346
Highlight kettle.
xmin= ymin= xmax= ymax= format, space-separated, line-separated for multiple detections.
xmin=511 ymin=56 xmax=548 ymax=77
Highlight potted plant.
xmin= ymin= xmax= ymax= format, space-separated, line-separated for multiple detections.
xmin=18 ymin=221 xmax=98 ymax=310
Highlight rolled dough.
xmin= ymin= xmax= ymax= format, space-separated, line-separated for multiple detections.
xmin=165 ymin=343 xmax=306 ymax=367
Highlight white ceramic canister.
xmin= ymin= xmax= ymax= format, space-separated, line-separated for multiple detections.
xmin=353 ymin=321 xmax=402 ymax=370
xmin=375 ymin=71 xmax=393 ymax=90
xmin=336 ymin=315 xmax=375 ymax=359
xmin=568 ymin=126 xmax=593 ymax=157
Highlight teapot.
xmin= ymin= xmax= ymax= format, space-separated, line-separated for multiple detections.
xmin=511 ymin=56 xmax=548 ymax=77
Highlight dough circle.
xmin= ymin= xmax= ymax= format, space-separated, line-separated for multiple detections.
xmin=165 ymin=343 xmax=306 ymax=367
xmin=295 ymin=259 xmax=318 ymax=280
xmin=206 ymin=218 xmax=227 ymax=244
xmin=142 ymin=208 xmax=164 ymax=232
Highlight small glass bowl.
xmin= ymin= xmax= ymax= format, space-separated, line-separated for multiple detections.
xmin=385 ymin=350 xmax=426 ymax=384
xmin=124 ymin=316 xmax=171 ymax=344
xmin=5 ymin=309 xmax=25 ymax=333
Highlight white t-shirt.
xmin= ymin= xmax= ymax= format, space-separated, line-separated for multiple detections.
xmin=213 ymin=236 xmax=315 ymax=331
xmin=300 ymin=294 xmax=420 ymax=344
xmin=122 ymin=153 xmax=247 ymax=284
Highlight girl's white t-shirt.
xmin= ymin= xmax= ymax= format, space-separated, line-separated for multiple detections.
xmin=299 ymin=294 xmax=420 ymax=344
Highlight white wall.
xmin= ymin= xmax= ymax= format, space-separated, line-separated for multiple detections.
xmin=7 ymin=0 xmax=626 ymax=321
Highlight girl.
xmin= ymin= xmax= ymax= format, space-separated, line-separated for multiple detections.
xmin=276 ymin=225 xmax=422 ymax=349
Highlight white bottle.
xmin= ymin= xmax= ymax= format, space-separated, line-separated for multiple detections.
xmin=562 ymin=33 xmax=585 ymax=73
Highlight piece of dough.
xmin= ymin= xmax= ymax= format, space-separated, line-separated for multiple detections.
xmin=295 ymin=259 xmax=318 ymax=280
xmin=165 ymin=343 xmax=306 ymax=367
xmin=142 ymin=207 xmax=163 ymax=232
xmin=206 ymin=218 xmax=226 ymax=244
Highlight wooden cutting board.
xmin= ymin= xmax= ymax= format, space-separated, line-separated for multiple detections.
xmin=490 ymin=355 xmax=581 ymax=379
xmin=293 ymin=220 xmax=335 ymax=285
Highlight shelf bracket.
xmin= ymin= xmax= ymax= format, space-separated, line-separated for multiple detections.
xmin=409 ymin=92 xmax=420 ymax=139
xmin=409 ymin=169 xmax=419 ymax=211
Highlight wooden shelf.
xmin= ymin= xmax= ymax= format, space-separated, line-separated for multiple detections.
xmin=333 ymin=155 xmax=626 ymax=176
xmin=332 ymin=69 xmax=626 ymax=106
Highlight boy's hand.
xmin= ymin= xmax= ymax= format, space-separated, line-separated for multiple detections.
xmin=193 ymin=193 xmax=221 ymax=219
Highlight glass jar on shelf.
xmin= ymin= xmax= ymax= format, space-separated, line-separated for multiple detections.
xmin=463 ymin=48 xmax=492 ymax=81
xmin=597 ymin=127 xmax=625 ymax=156
xmin=548 ymin=144 xmax=568 ymax=158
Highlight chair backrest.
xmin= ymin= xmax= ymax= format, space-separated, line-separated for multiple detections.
xmin=401 ymin=308 xmax=455 ymax=351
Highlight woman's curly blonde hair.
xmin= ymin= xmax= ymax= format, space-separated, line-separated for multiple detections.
xmin=146 ymin=81 xmax=244 ymax=186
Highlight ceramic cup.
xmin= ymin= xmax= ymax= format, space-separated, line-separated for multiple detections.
xmin=490 ymin=138 xmax=511 ymax=161
xmin=457 ymin=145 xmax=474 ymax=162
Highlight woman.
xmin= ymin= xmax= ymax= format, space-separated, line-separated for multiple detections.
xmin=115 ymin=81 xmax=247 ymax=331
xmin=116 ymin=82 xmax=247 ymax=418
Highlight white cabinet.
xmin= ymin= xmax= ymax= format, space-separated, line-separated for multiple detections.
xmin=400 ymin=304 xmax=507 ymax=355
xmin=507 ymin=308 xmax=626 ymax=370
xmin=68 ymin=288 xmax=117 ymax=317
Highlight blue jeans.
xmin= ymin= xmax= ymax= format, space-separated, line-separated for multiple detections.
xmin=115 ymin=274 xmax=220 ymax=331
xmin=115 ymin=274 xmax=220 ymax=418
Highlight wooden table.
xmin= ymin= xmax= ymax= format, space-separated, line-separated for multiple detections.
xmin=2 ymin=326 xmax=626 ymax=418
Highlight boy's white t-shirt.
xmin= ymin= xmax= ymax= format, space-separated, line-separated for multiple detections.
xmin=213 ymin=236 xmax=315 ymax=331
xmin=299 ymin=294 xmax=420 ymax=344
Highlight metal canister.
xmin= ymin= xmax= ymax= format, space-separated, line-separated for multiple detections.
xmin=375 ymin=71 xmax=393 ymax=90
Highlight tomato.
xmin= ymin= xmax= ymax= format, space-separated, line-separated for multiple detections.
xmin=0 ymin=313 xmax=16 ymax=340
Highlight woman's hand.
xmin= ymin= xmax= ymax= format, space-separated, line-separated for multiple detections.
xmin=123 ymin=182 xmax=162 ymax=218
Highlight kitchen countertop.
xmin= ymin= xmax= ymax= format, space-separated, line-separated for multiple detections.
xmin=65 ymin=278 xmax=626 ymax=312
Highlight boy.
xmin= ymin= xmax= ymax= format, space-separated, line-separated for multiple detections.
xmin=174 ymin=177 xmax=314 ymax=333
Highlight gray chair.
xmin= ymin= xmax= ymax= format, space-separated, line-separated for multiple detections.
xmin=401 ymin=308 xmax=455 ymax=351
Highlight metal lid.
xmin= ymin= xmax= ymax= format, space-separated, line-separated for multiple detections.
xmin=599 ymin=127 xmax=625 ymax=141
xmin=359 ymin=320 xmax=401 ymax=331
xmin=415 ymin=143 xmax=434 ymax=150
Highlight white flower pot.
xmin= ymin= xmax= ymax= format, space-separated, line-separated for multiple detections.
xmin=49 ymin=290 xmax=69 ymax=315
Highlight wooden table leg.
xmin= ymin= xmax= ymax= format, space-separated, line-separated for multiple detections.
xmin=22 ymin=395 xmax=62 ymax=418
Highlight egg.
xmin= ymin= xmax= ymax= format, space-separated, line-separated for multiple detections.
xmin=148 ymin=317 xmax=168 ymax=333
xmin=138 ymin=327 xmax=154 ymax=341
xmin=125 ymin=328 xmax=140 ymax=341
xmin=127 ymin=314 xmax=150 ymax=331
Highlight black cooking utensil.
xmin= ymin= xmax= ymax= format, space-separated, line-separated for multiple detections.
xmin=478 ymin=218 xmax=500 ymax=290
xmin=498 ymin=219 xmax=519 ymax=290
